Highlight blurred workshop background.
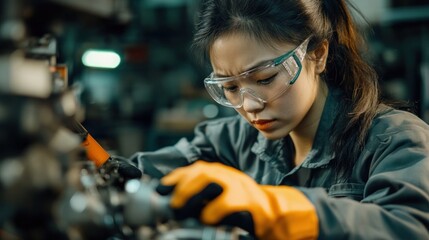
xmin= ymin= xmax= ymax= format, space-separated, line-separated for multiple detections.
xmin=2 ymin=0 xmax=429 ymax=158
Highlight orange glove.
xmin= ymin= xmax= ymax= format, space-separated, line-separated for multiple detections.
xmin=158 ymin=161 xmax=319 ymax=240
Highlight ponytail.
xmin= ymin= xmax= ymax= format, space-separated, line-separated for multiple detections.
xmin=321 ymin=0 xmax=380 ymax=178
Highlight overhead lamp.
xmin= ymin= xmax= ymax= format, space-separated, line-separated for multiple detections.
xmin=82 ymin=49 xmax=121 ymax=69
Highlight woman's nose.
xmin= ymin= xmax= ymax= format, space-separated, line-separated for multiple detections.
xmin=241 ymin=92 xmax=265 ymax=113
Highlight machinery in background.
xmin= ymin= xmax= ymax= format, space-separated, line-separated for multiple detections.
xmin=0 ymin=15 xmax=251 ymax=240
xmin=0 ymin=33 xmax=84 ymax=239
xmin=0 ymin=0 xmax=249 ymax=238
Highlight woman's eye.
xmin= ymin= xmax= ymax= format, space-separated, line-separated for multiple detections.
xmin=257 ymin=74 xmax=277 ymax=85
xmin=222 ymin=85 xmax=238 ymax=92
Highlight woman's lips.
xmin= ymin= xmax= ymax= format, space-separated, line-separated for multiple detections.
xmin=251 ymin=119 xmax=276 ymax=130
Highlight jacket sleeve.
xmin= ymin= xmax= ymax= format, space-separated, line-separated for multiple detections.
xmin=300 ymin=120 xmax=429 ymax=239
xmin=129 ymin=115 xmax=252 ymax=178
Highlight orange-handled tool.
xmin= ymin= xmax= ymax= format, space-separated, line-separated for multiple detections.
xmin=69 ymin=120 xmax=110 ymax=167
xmin=81 ymin=132 xmax=110 ymax=167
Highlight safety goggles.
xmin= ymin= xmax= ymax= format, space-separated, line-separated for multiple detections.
xmin=204 ymin=37 xmax=311 ymax=108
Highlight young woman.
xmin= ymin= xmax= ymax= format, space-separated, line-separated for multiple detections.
xmin=130 ymin=0 xmax=429 ymax=239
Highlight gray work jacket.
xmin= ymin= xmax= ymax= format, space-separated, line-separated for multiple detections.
xmin=131 ymin=89 xmax=429 ymax=239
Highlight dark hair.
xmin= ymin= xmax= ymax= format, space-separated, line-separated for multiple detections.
xmin=192 ymin=0 xmax=380 ymax=178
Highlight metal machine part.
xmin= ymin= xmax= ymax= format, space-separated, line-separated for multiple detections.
xmin=0 ymin=1 xmax=254 ymax=238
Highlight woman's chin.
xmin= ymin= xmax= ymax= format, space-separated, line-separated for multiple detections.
xmin=259 ymin=130 xmax=287 ymax=140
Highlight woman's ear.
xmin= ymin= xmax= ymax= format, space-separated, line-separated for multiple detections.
xmin=309 ymin=40 xmax=329 ymax=74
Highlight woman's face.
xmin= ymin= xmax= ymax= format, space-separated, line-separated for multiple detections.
xmin=209 ymin=33 xmax=328 ymax=140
